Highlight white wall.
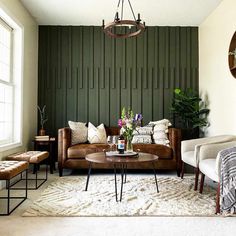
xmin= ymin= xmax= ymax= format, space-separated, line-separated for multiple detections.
xmin=0 ymin=0 xmax=38 ymax=159
xmin=199 ymin=0 xmax=236 ymax=136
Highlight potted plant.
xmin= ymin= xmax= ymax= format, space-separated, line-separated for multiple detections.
xmin=37 ymin=105 xmax=48 ymax=135
xmin=171 ymin=88 xmax=210 ymax=139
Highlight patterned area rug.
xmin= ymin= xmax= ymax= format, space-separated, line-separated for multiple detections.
xmin=23 ymin=175 xmax=216 ymax=216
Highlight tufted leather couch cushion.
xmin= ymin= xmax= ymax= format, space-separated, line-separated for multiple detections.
xmin=68 ymin=144 xmax=98 ymax=159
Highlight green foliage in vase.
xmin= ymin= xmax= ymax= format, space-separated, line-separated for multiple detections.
xmin=171 ymin=88 xmax=210 ymax=129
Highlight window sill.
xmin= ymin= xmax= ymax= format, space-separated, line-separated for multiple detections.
xmin=0 ymin=142 xmax=22 ymax=152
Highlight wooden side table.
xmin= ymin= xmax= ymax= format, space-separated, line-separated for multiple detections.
xmin=33 ymin=138 xmax=56 ymax=174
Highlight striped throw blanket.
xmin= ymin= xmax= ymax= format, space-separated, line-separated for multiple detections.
xmin=219 ymin=146 xmax=236 ymax=213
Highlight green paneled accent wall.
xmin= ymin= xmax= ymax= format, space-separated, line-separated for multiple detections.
xmin=38 ymin=26 xmax=198 ymax=135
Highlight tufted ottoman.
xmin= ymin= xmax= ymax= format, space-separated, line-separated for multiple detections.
xmin=7 ymin=151 xmax=49 ymax=189
xmin=0 ymin=161 xmax=28 ymax=215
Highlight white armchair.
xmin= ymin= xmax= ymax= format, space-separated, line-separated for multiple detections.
xmin=198 ymin=141 xmax=236 ymax=213
xmin=181 ymin=135 xmax=236 ymax=191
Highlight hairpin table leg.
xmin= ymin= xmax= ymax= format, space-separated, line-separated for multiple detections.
xmin=114 ymin=164 xmax=118 ymax=202
xmin=85 ymin=162 xmax=92 ymax=191
xmin=152 ymin=161 xmax=159 ymax=193
xmin=124 ymin=163 xmax=127 ymax=183
xmin=120 ymin=164 xmax=125 ymax=201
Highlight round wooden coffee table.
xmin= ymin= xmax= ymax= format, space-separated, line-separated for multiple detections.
xmin=85 ymin=152 xmax=159 ymax=202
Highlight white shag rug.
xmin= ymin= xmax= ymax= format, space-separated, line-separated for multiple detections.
xmin=23 ymin=175 xmax=216 ymax=216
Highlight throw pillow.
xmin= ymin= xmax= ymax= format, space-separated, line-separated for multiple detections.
xmin=150 ymin=119 xmax=171 ymax=147
xmin=149 ymin=119 xmax=172 ymax=127
xmin=133 ymin=126 xmax=153 ymax=135
xmin=154 ymin=138 xmax=170 ymax=146
xmin=132 ymin=134 xmax=152 ymax=144
xmin=153 ymin=131 xmax=168 ymax=139
xmin=153 ymin=124 xmax=169 ymax=133
xmin=88 ymin=122 xmax=107 ymax=144
xmin=68 ymin=121 xmax=88 ymax=145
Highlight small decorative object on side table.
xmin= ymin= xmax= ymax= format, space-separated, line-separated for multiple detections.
xmin=37 ymin=105 xmax=48 ymax=136
xmin=33 ymin=136 xmax=56 ymax=174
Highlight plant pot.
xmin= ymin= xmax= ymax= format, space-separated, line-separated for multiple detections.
xmin=39 ymin=128 xmax=46 ymax=136
xmin=181 ymin=128 xmax=199 ymax=140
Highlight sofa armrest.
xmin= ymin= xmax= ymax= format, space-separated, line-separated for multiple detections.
xmin=169 ymin=128 xmax=181 ymax=167
xmin=58 ymin=127 xmax=71 ymax=168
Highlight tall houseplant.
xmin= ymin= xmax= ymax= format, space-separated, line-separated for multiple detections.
xmin=171 ymin=88 xmax=210 ymax=138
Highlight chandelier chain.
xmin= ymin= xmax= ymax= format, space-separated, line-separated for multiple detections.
xmin=114 ymin=0 xmax=121 ymax=21
xmin=121 ymin=0 xmax=124 ymax=21
xmin=127 ymin=0 xmax=136 ymax=21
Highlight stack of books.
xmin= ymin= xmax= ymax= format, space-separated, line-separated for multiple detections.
xmin=35 ymin=135 xmax=50 ymax=141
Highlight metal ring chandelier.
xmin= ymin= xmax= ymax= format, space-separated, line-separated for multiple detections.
xmin=102 ymin=0 xmax=146 ymax=39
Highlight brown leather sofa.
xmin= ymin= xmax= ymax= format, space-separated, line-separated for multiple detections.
xmin=58 ymin=127 xmax=181 ymax=176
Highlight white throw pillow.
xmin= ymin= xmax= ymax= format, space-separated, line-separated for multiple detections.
xmin=149 ymin=119 xmax=172 ymax=127
xmin=153 ymin=131 xmax=168 ymax=139
xmin=88 ymin=122 xmax=107 ymax=144
xmin=68 ymin=121 xmax=88 ymax=145
xmin=150 ymin=120 xmax=171 ymax=147
xmin=154 ymin=124 xmax=169 ymax=133
xmin=154 ymin=139 xmax=170 ymax=146
xmin=153 ymin=130 xmax=170 ymax=146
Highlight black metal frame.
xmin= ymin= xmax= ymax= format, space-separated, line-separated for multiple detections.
xmin=9 ymin=163 xmax=48 ymax=190
xmin=0 ymin=169 xmax=28 ymax=216
xmin=85 ymin=161 xmax=159 ymax=202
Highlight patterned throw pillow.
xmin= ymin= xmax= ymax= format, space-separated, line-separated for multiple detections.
xmin=88 ymin=122 xmax=107 ymax=144
xmin=133 ymin=126 xmax=153 ymax=135
xmin=132 ymin=134 xmax=152 ymax=144
xmin=68 ymin=121 xmax=88 ymax=145
xmin=132 ymin=125 xmax=153 ymax=144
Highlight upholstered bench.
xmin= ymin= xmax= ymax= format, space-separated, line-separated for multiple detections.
xmin=0 ymin=161 xmax=28 ymax=215
xmin=7 ymin=151 xmax=49 ymax=189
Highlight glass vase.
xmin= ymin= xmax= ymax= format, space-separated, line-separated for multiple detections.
xmin=126 ymin=137 xmax=133 ymax=153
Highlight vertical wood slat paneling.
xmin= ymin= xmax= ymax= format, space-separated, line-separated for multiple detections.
xmin=38 ymin=26 xmax=199 ymax=135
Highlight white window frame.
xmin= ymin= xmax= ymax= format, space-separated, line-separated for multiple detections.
xmin=0 ymin=9 xmax=23 ymax=152
xmin=0 ymin=18 xmax=14 ymax=146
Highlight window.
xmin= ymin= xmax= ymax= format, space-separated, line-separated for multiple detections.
xmin=0 ymin=15 xmax=22 ymax=149
xmin=0 ymin=18 xmax=13 ymax=146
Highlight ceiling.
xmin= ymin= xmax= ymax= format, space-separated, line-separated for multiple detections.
xmin=20 ymin=0 xmax=222 ymax=26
